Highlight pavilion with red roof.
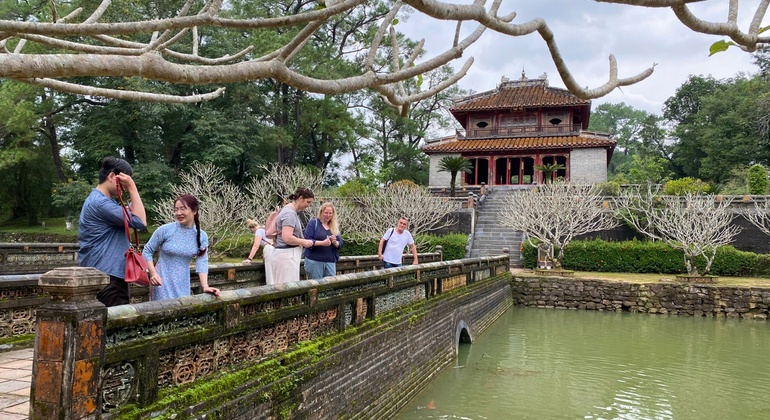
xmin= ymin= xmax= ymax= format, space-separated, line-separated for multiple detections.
xmin=423 ymin=72 xmax=615 ymax=187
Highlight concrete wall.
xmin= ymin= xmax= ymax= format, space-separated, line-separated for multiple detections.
xmin=569 ymin=148 xmax=608 ymax=183
xmin=428 ymin=153 xmax=456 ymax=188
xmin=511 ymin=275 xmax=770 ymax=320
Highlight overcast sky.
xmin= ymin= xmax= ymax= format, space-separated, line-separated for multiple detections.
xmin=398 ymin=1 xmax=762 ymax=115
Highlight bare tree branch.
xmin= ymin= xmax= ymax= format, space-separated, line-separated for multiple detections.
xmin=619 ymin=189 xmax=741 ymax=276
xmin=1 ymin=0 xmax=765 ymax=104
xmin=499 ymin=182 xmax=620 ymax=269
xmin=347 ymin=184 xmax=458 ymax=246
xmin=152 ymin=163 xmax=252 ymax=257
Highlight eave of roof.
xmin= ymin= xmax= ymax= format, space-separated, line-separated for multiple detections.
xmin=422 ymin=133 xmax=616 ymax=154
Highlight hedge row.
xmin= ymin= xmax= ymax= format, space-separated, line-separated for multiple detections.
xmin=217 ymin=233 xmax=469 ymax=262
xmin=522 ymin=239 xmax=770 ymax=277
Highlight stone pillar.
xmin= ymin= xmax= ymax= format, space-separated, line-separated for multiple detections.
xmin=30 ymin=267 xmax=109 ymax=420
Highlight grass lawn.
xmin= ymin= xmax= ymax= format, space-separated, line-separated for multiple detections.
xmin=0 ymin=217 xmax=79 ymax=239
xmin=516 ymin=269 xmax=770 ymax=287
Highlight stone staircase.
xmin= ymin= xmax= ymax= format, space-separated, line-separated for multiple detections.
xmin=469 ymin=187 xmax=527 ymax=266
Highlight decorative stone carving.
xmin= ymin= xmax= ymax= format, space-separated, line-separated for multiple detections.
xmin=102 ymin=362 xmax=137 ymax=412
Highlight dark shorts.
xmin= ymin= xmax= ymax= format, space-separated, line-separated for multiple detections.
xmin=383 ymin=261 xmax=402 ymax=269
xmin=96 ymin=275 xmax=130 ymax=307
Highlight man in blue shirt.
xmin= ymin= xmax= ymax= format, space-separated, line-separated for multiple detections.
xmin=79 ymin=157 xmax=147 ymax=307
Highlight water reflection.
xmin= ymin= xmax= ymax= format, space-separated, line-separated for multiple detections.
xmin=398 ymin=307 xmax=770 ymax=420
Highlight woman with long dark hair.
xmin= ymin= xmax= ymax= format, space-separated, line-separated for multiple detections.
xmin=143 ymin=194 xmax=220 ymax=300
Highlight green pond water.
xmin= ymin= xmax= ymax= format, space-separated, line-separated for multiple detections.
xmin=398 ymin=306 xmax=770 ymax=419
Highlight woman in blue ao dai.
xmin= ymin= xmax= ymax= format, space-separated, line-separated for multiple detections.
xmin=143 ymin=194 xmax=220 ymax=300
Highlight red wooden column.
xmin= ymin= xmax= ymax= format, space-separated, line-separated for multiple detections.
xmin=30 ymin=267 xmax=109 ymax=420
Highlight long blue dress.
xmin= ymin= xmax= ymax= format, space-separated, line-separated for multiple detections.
xmin=142 ymin=222 xmax=209 ymax=301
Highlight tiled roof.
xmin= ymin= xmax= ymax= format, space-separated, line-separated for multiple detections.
xmin=423 ymin=133 xmax=615 ymax=154
xmin=450 ymin=79 xmax=590 ymax=112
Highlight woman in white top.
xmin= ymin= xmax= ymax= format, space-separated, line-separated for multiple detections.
xmin=243 ymin=218 xmax=275 ymax=285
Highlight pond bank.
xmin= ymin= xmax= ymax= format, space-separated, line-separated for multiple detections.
xmin=511 ymin=272 xmax=770 ymax=320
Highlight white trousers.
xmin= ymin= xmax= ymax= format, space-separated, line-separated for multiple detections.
xmin=262 ymin=244 xmax=275 ymax=285
xmin=270 ymin=246 xmax=302 ymax=285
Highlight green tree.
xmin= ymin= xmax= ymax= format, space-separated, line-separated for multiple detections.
xmin=438 ymin=156 xmax=472 ymax=197
xmin=626 ymin=155 xmax=669 ymax=185
xmin=588 ymin=102 xmax=663 ymax=176
xmin=747 ymin=164 xmax=768 ymax=195
xmin=668 ymin=76 xmax=770 ymax=183
xmin=664 ymin=75 xmax=725 ymax=179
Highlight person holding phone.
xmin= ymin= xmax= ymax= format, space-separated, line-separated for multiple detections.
xmin=303 ymin=202 xmax=343 ymax=279
xmin=78 ymin=156 xmax=147 ymax=307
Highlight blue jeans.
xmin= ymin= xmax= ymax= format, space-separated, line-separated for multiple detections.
xmin=304 ymin=258 xmax=336 ymax=279
xmin=383 ymin=261 xmax=402 ymax=269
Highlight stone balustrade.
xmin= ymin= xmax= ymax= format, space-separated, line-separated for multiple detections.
xmin=0 ymin=251 xmax=443 ymax=342
xmin=29 ymin=254 xmax=512 ymax=419
xmin=0 ymin=243 xmax=79 ymax=275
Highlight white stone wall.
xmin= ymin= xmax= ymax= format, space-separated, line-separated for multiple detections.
xmin=428 ymin=154 xmax=457 ymax=188
xmin=569 ymin=148 xmax=608 ymax=183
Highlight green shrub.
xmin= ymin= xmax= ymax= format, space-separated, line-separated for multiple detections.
xmin=523 ymin=239 xmax=770 ymax=276
xmin=339 ymin=233 xmax=468 ymax=261
xmin=663 ymin=177 xmax=711 ymax=195
xmin=336 ymin=179 xmax=372 ymax=197
xmin=338 ymin=240 xmax=378 ymax=257
xmin=418 ymin=233 xmax=467 ymax=261
xmin=747 ymin=164 xmax=768 ymax=195
xmin=597 ymin=181 xmax=621 ymax=196
xmin=521 ymin=241 xmax=538 ymax=268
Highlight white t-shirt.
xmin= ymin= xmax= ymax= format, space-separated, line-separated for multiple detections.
xmin=382 ymin=228 xmax=414 ymax=264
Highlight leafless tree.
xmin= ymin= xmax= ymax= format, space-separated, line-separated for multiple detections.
xmin=347 ymin=184 xmax=458 ymax=245
xmin=243 ymin=165 xmax=327 ymax=224
xmin=740 ymin=199 xmax=770 ymax=238
xmin=12 ymin=0 xmax=763 ymax=106
xmin=620 ymin=189 xmax=741 ymax=276
xmin=151 ymin=163 xmax=251 ymax=256
xmin=499 ymin=182 xmax=620 ymax=269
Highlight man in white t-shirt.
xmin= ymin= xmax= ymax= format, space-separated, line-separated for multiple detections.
xmin=377 ymin=217 xmax=419 ymax=268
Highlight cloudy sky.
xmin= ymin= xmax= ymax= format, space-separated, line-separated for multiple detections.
xmin=398 ymin=0 xmax=762 ymax=114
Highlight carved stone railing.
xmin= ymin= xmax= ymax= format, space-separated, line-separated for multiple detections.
xmin=29 ymin=254 xmax=511 ymax=419
xmin=0 ymin=243 xmax=79 ymax=275
xmin=0 ymin=252 xmax=442 ymax=341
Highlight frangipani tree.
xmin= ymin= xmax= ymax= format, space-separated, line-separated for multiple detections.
xmin=151 ymin=163 xmax=252 ymax=255
xmin=499 ymin=182 xmax=620 ymax=269
xmin=347 ymin=182 xmax=458 ymax=246
xmin=620 ymin=188 xmax=741 ymax=276
xmin=244 ymin=165 xmax=327 ymax=224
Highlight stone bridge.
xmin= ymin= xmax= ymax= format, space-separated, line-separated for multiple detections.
xmin=19 ymin=253 xmax=512 ymax=419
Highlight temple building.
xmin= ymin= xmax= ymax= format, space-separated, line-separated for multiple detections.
xmin=424 ymin=73 xmax=615 ymax=188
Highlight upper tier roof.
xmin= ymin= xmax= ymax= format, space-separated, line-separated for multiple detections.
xmin=450 ymin=75 xmax=590 ymax=113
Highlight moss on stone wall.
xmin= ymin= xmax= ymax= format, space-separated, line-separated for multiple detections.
xmin=113 ymin=272 xmax=512 ymax=419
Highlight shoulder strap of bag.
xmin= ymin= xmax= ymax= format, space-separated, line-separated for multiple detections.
xmin=116 ymin=182 xmax=140 ymax=249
